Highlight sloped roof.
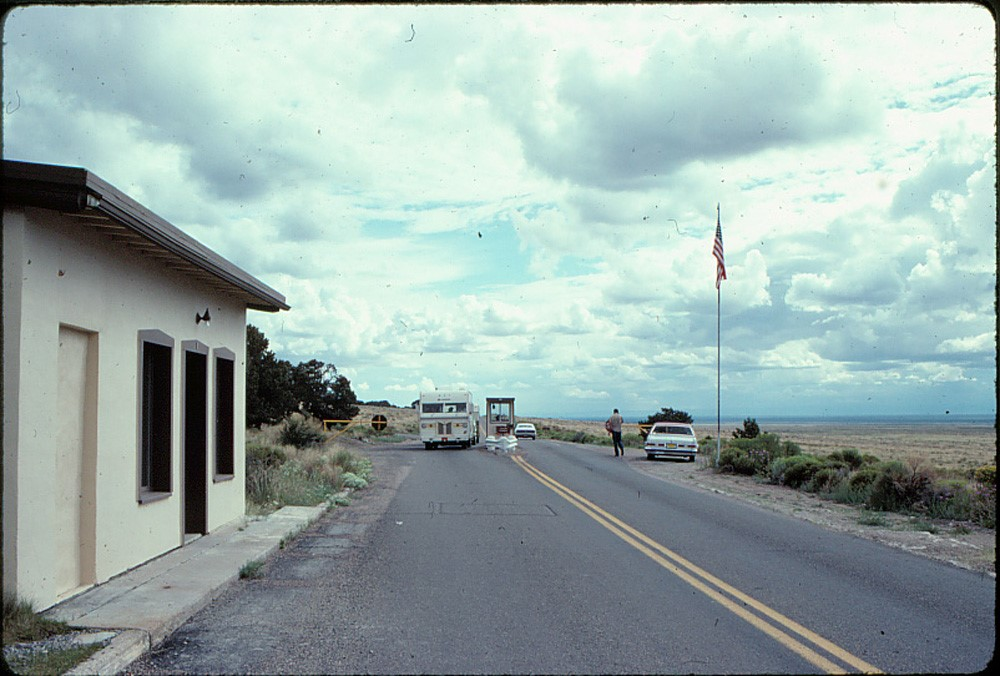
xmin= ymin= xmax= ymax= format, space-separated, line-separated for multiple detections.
xmin=2 ymin=159 xmax=289 ymax=312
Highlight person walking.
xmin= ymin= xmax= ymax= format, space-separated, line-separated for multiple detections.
xmin=606 ymin=408 xmax=625 ymax=457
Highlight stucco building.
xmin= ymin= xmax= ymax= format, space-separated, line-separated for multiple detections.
xmin=2 ymin=159 xmax=289 ymax=610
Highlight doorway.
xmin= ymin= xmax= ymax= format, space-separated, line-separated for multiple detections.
xmin=55 ymin=325 xmax=98 ymax=597
xmin=183 ymin=344 xmax=208 ymax=537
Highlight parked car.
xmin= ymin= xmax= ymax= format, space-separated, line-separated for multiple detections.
xmin=644 ymin=422 xmax=698 ymax=461
xmin=513 ymin=422 xmax=537 ymax=440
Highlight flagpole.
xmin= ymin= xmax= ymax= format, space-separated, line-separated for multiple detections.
xmin=716 ymin=203 xmax=722 ymax=465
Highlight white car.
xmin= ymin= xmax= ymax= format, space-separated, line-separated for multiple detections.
xmin=644 ymin=422 xmax=698 ymax=461
xmin=513 ymin=422 xmax=537 ymax=440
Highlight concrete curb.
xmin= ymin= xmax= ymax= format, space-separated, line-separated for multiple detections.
xmin=66 ymin=629 xmax=149 ymax=676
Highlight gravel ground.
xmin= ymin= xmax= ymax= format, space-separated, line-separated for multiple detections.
xmin=3 ymin=629 xmax=116 ymax=668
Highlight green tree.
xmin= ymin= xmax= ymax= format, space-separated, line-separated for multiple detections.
xmin=733 ymin=417 xmax=761 ymax=439
xmin=642 ymin=407 xmax=694 ymax=425
xmin=291 ymin=359 xmax=360 ymax=421
xmin=245 ymin=325 xmax=296 ymax=427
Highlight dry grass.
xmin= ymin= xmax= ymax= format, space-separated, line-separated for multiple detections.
xmin=760 ymin=422 xmax=995 ymax=472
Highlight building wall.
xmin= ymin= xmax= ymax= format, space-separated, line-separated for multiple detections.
xmin=3 ymin=206 xmax=249 ymax=610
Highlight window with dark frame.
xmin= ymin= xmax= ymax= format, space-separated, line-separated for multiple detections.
xmin=140 ymin=336 xmax=173 ymax=496
xmin=214 ymin=352 xmax=235 ymax=479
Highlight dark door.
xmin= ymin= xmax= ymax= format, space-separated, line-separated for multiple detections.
xmin=184 ymin=350 xmax=208 ymax=535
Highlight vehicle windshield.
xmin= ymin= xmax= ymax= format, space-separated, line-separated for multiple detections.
xmin=653 ymin=425 xmax=693 ymax=435
xmin=422 ymin=402 xmax=467 ymax=414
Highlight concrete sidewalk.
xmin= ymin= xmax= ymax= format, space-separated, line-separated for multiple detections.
xmin=42 ymin=504 xmax=329 ymax=675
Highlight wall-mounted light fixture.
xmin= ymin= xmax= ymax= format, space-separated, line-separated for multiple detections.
xmin=196 ymin=308 xmax=211 ymax=326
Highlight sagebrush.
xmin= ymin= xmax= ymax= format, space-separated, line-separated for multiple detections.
xmin=714 ymin=434 xmax=994 ymax=528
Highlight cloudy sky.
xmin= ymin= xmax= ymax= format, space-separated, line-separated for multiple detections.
xmin=4 ymin=3 xmax=995 ymax=421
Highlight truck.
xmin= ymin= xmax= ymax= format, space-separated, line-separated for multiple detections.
xmin=418 ymin=390 xmax=480 ymax=449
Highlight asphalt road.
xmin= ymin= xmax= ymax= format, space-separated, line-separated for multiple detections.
xmin=127 ymin=439 xmax=995 ymax=674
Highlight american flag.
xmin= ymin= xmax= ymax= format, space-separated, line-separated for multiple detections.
xmin=713 ymin=209 xmax=726 ymax=289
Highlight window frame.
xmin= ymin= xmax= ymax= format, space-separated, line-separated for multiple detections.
xmin=213 ymin=347 xmax=236 ymax=482
xmin=137 ymin=329 xmax=174 ymax=504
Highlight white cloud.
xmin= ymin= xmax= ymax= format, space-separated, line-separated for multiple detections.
xmin=937 ymin=333 xmax=995 ymax=355
xmin=5 ymin=3 xmax=995 ymax=418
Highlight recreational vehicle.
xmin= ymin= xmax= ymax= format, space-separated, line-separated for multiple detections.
xmin=419 ymin=390 xmax=479 ymax=449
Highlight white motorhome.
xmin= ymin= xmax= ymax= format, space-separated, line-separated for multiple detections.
xmin=419 ymin=390 xmax=479 ymax=449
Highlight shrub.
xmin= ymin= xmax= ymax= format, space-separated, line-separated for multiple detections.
xmin=272 ymin=462 xmax=333 ymax=506
xmin=728 ymin=433 xmax=801 ymax=460
xmin=778 ymin=439 xmax=803 ymax=457
xmin=827 ymin=478 xmax=871 ymax=505
xmin=280 ymin=415 xmax=326 ymax=448
xmin=718 ymin=446 xmax=767 ymax=475
xmin=246 ymin=439 xmax=372 ymax=513
xmin=867 ymin=460 xmax=933 ymax=512
xmin=341 ymin=472 xmax=369 ymax=490
xmin=826 ymin=467 xmax=880 ymax=505
xmin=971 ymin=464 xmax=996 ymax=528
xmin=247 ymin=442 xmax=287 ymax=468
xmin=298 ymin=453 xmax=342 ymax=487
xmin=332 ymin=449 xmax=371 ymax=477
xmin=974 ymin=464 xmax=996 ymax=485
xmin=807 ymin=467 xmax=847 ymax=494
xmin=827 ymin=448 xmax=864 ymax=471
xmin=920 ymin=480 xmax=973 ymax=521
xmin=820 ymin=458 xmax=850 ymax=473
xmin=848 ymin=467 xmax=880 ymax=493
xmin=769 ymin=455 xmax=824 ymax=489
xmin=733 ymin=417 xmax=761 ymax=439
xmin=719 ymin=432 xmax=800 ymax=477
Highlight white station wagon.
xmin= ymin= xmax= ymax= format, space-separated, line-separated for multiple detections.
xmin=644 ymin=422 xmax=698 ymax=461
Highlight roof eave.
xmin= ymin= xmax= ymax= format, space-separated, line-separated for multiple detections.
xmin=3 ymin=160 xmax=290 ymax=313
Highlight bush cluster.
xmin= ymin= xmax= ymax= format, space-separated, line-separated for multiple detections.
xmin=246 ymin=416 xmax=374 ymax=514
xmin=279 ymin=415 xmax=327 ymax=448
xmin=715 ymin=434 xmax=995 ymax=528
xmin=971 ymin=465 xmax=996 ymax=528
xmin=718 ymin=433 xmax=802 ymax=476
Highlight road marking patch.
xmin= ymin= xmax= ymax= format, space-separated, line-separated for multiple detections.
xmin=512 ymin=455 xmax=881 ymax=675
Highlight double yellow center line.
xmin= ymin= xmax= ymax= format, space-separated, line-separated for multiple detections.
xmin=512 ymin=455 xmax=881 ymax=675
